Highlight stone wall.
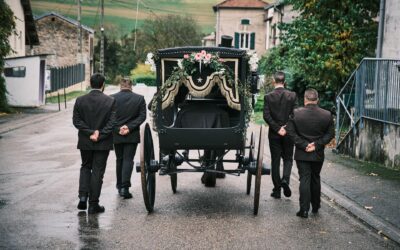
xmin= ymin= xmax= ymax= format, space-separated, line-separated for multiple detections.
xmin=29 ymin=16 xmax=94 ymax=91
xmin=338 ymin=118 xmax=400 ymax=170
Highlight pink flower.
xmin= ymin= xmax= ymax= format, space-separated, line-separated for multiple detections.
xmin=218 ymin=58 xmax=225 ymax=62
xmin=200 ymin=50 xmax=207 ymax=56
xmin=205 ymin=53 xmax=212 ymax=61
xmin=195 ymin=53 xmax=202 ymax=61
xmin=184 ymin=54 xmax=189 ymax=59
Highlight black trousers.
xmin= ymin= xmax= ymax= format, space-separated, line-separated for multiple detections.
xmin=114 ymin=143 xmax=138 ymax=189
xmin=79 ymin=150 xmax=110 ymax=204
xmin=296 ymin=160 xmax=323 ymax=212
xmin=269 ymin=135 xmax=294 ymax=192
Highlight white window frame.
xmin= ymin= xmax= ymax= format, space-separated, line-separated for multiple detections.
xmin=239 ymin=32 xmax=251 ymax=50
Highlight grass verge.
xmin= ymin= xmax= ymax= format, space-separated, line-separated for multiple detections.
xmin=46 ymin=90 xmax=89 ymax=104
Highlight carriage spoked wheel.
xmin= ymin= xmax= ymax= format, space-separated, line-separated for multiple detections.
xmin=140 ymin=123 xmax=156 ymax=213
xmin=169 ymin=156 xmax=177 ymax=193
xmin=246 ymin=132 xmax=255 ymax=195
xmin=254 ymin=125 xmax=265 ymax=215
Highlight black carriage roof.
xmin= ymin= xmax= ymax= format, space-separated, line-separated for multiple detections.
xmin=157 ymin=46 xmax=247 ymax=58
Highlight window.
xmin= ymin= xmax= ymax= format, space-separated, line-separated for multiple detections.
xmin=241 ymin=19 xmax=250 ymax=25
xmin=4 ymin=66 xmax=26 ymax=77
xmin=234 ymin=32 xmax=255 ymax=50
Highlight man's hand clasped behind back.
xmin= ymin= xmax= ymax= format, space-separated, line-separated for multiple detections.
xmin=278 ymin=125 xmax=287 ymax=136
xmin=90 ymin=130 xmax=100 ymax=142
xmin=119 ymin=125 xmax=130 ymax=136
xmin=305 ymin=142 xmax=315 ymax=153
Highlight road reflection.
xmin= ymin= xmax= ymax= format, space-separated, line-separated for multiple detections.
xmin=77 ymin=211 xmax=101 ymax=249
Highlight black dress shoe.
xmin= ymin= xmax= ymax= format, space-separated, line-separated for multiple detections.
xmin=88 ymin=204 xmax=105 ymax=214
xmin=159 ymin=166 xmax=169 ymax=175
xmin=281 ymin=181 xmax=292 ymax=197
xmin=312 ymin=205 xmax=320 ymax=214
xmin=270 ymin=191 xmax=281 ymax=199
xmin=77 ymin=197 xmax=88 ymax=210
xmin=296 ymin=210 xmax=308 ymax=218
xmin=120 ymin=188 xmax=133 ymax=199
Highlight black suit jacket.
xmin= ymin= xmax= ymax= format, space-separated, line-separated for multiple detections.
xmin=286 ymin=104 xmax=334 ymax=162
xmin=263 ymin=87 xmax=297 ymax=138
xmin=73 ymin=90 xmax=116 ymax=150
xmin=111 ymin=89 xmax=146 ymax=144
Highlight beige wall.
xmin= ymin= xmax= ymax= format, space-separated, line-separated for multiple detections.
xmin=216 ymin=8 xmax=267 ymax=56
xmin=382 ymin=0 xmax=400 ymax=58
xmin=265 ymin=4 xmax=298 ymax=50
xmin=5 ymin=0 xmax=26 ymax=58
xmin=29 ymin=16 xmax=94 ymax=87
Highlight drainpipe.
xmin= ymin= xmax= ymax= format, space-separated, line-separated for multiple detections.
xmin=376 ymin=0 xmax=386 ymax=58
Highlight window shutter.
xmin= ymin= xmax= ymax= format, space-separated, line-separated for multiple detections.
xmin=234 ymin=32 xmax=240 ymax=48
xmin=250 ymin=32 xmax=255 ymax=50
xmin=241 ymin=19 xmax=250 ymax=25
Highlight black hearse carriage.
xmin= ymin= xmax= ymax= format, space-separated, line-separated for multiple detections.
xmin=138 ymin=47 xmax=268 ymax=215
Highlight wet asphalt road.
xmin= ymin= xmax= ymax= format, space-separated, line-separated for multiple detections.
xmin=0 ymin=86 xmax=397 ymax=249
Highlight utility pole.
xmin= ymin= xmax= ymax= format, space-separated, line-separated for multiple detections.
xmin=100 ymin=0 xmax=105 ymax=75
xmin=133 ymin=0 xmax=140 ymax=51
xmin=78 ymin=0 xmax=83 ymax=90
xmin=78 ymin=0 xmax=82 ymax=59
xmin=376 ymin=0 xmax=386 ymax=58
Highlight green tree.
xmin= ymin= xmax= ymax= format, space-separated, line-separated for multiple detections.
xmin=94 ymin=36 xmax=123 ymax=83
xmin=260 ymin=0 xmax=379 ymax=110
xmin=134 ymin=15 xmax=203 ymax=62
xmin=0 ymin=1 xmax=16 ymax=112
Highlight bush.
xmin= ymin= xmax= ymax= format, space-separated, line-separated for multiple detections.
xmin=134 ymin=75 xmax=156 ymax=86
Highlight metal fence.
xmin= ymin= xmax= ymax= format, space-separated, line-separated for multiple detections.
xmin=336 ymin=58 xmax=400 ymax=148
xmin=50 ymin=63 xmax=85 ymax=91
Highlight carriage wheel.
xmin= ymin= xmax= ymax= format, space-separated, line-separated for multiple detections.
xmin=254 ymin=125 xmax=265 ymax=215
xmin=246 ymin=132 xmax=255 ymax=195
xmin=140 ymin=123 xmax=156 ymax=213
xmin=170 ymin=157 xmax=177 ymax=193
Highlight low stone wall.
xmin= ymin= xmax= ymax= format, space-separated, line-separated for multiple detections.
xmin=46 ymin=81 xmax=88 ymax=97
xmin=338 ymin=117 xmax=400 ymax=170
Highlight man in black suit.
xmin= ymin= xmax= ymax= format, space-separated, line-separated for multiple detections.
xmin=111 ymin=78 xmax=146 ymax=199
xmin=263 ymin=71 xmax=297 ymax=199
xmin=286 ymin=89 xmax=334 ymax=218
xmin=73 ymin=73 xmax=116 ymax=214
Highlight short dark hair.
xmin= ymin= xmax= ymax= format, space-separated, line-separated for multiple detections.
xmin=273 ymin=71 xmax=285 ymax=84
xmin=90 ymin=73 xmax=105 ymax=89
xmin=304 ymin=88 xmax=319 ymax=101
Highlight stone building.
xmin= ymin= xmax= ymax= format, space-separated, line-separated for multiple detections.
xmin=213 ymin=0 xmax=269 ymax=56
xmin=264 ymin=1 xmax=298 ymax=50
xmin=29 ymin=12 xmax=95 ymax=88
xmin=6 ymin=0 xmax=39 ymax=57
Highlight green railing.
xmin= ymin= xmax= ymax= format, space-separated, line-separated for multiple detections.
xmin=336 ymin=58 xmax=400 ymax=148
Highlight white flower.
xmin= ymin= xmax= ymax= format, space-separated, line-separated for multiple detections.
xmin=145 ymin=52 xmax=156 ymax=72
xmin=247 ymin=51 xmax=259 ymax=72
xmin=177 ymin=59 xmax=183 ymax=69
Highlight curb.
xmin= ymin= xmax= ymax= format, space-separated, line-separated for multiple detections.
xmin=0 ymin=109 xmax=67 ymax=135
xmin=289 ymin=170 xmax=400 ymax=245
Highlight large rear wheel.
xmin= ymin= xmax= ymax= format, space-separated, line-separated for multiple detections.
xmin=140 ymin=123 xmax=156 ymax=213
xmin=246 ymin=132 xmax=255 ymax=195
xmin=253 ymin=125 xmax=265 ymax=215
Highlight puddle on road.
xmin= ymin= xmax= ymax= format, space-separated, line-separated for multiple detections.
xmin=0 ymin=199 xmax=7 ymax=209
xmin=30 ymin=188 xmax=119 ymax=247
